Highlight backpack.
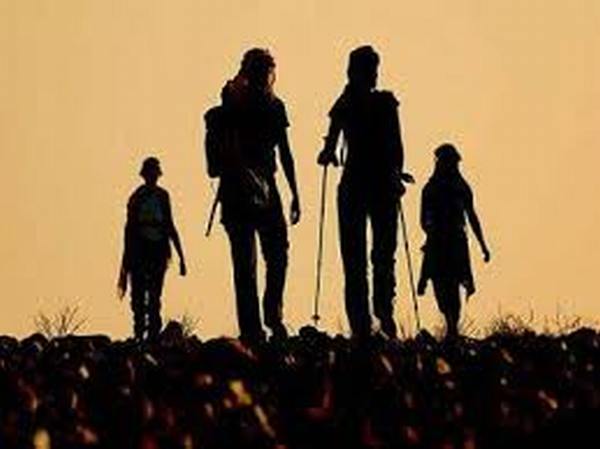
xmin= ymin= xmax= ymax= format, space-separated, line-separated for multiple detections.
xmin=204 ymin=105 xmax=226 ymax=178
xmin=131 ymin=187 xmax=168 ymax=243
xmin=122 ymin=187 xmax=171 ymax=269
xmin=204 ymin=104 xmax=273 ymax=214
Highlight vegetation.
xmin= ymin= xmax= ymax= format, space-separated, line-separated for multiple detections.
xmin=33 ymin=302 xmax=87 ymax=339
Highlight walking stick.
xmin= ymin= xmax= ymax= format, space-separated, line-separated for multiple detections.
xmin=399 ymin=199 xmax=422 ymax=333
xmin=312 ymin=165 xmax=328 ymax=326
xmin=205 ymin=183 xmax=221 ymax=237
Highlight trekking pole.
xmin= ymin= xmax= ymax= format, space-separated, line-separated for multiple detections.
xmin=312 ymin=165 xmax=329 ymax=326
xmin=399 ymin=199 xmax=422 ymax=333
xmin=205 ymin=183 xmax=221 ymax=237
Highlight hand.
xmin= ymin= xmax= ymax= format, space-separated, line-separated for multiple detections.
xmin=482 ymin=246 xmax=491 ymax=263
xmin=179 ymin=260 xmax=187 ymax=276
xmin=317 ymin=149 xmax=339 ymax=167
xmin=401 ymin=172 xmax=415 ymax=184
xmin=417 ymin=277 xmax=427 ymax=296
xmin=117 ymin=268 xmax=128 ymax=300
xmin=290 ymin=196 xmax=301 ymax=225
xmin=392 ymin=170 xmax=407 ymax=197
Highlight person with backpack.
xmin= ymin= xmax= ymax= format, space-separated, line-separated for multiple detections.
xmin=204 ymin=48 xmax=301 ymax=344
xmin=417 ymin=144 xmax=491 ymax=339
xmin=118 ymin=157 xmax=187 ymax=341
xmin=317 ymin=45 xmax=413 ymax=339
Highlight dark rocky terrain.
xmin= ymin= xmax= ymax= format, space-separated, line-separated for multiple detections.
xmin=1 ymin=325 xmax=599 ymax=449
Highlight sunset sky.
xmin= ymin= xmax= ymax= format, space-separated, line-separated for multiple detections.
xmin=1 ymin=0 xmax=599 ymax=338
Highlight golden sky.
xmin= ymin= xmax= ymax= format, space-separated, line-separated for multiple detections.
xmin=1 ymin=0 xmax=599 ymax=338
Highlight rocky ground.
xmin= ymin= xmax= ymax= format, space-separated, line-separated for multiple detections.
xmin=1 ymin=325 xmax=599 ymax=449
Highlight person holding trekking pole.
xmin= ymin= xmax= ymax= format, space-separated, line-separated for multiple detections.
xmin=204 ymin=48 xmax=301 ymax=344
xmin=317 ymin=45 xmax=413 ymax=339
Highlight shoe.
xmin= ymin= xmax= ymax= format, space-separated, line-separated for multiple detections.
xmin=239 ymin=331 xmax=266 ymax=347
xmin=267 ymin=322 xmax=288 ymax=341
xmin=380 ymin=318 xmax=398 ymax=339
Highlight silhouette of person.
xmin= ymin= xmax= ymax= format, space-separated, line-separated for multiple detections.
xmin=318 ymin=45 xmax=413 ymax=338
xmin=210 ymin=48 xmax=301 ymax=344
xmin=118 ymin=157 xmax=187 ymax=341
xmin=417 ymin=144 xmax=490 ymax=338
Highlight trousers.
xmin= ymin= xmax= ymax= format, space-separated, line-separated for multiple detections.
xmin=130 ymin=258 xmax=167 ymax=341
xmin=338 ymin=181 xmax=399 ymax=335
xmin=224 ymin=191 xmax=289 ymax=341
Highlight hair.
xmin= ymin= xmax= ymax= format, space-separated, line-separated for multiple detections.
xmin=139 ymin=156 xmax=161 ymax=179
xmin=433 ymin=143 xmax=461 ymax=176
xmin=238 ymin=48 xmax=276 ymax=96
xmin=346 ymin=45 xmax=380 ymax=90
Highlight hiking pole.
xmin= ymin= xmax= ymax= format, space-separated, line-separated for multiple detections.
xmin=399 ymin=199 xmax=422 ymax=333
xmin=205 ymin=183 xmax=221 ymax=237
xmin=312 ymin=165 xmax=329 ymax=326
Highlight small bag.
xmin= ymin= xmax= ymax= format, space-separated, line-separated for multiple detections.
xmin=241 ymin=168 xmax=272 ymax=212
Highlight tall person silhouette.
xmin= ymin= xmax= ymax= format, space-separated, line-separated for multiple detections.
xmin=205 ymin=48 xmax=301 ymax=344
xmin=318 ymin=46 xmax=413 ymax=339
xmin=417 ymin=144 xmax=491 ymax=338
xmin=118 ymin=157 xmax=187 ymax=341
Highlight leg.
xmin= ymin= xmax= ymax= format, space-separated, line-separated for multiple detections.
xmin=257 ymin=200 xmax=289 ymax=337
xmin=433 ymin=277 xmax=461 ymax=338
xmin=146 ymin=261 xmax=167 ymax=341
xmin=338 ymin=183 xmax=370 ymax=337
xmin=370 ymin=195 xmax=399 ymax=337
xmin=130 ymin=268 xmax=148 ymax=341
xmin=225 ymin=223 xmax=264 ymax=342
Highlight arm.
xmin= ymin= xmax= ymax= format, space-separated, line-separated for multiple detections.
xmin=465 ymin=187 xmax=491 ymax=262
xmin=389 ymin=98 xmax=414 ymax=187
xmin=277 ymin=129 xmax=301 ymax=225
xmin=118 ymin=200 xmax=135 ymax=298
xmin=420 ymin=185 xmax=435 ymax=234
xmin=390 ymin=104 xmax=404 ymax=173
xmin=165 ymin=192 xmax=187 ymax=275
xmin=317 ymin=119 xmax=342 ymax=166
xmin=318 ymin=94 xmax=344 ymax=166
xmin=420 ymin=188 xmax=428 ymax=232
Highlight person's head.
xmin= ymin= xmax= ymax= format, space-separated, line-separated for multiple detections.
xmin=347 ymin=45 xmax=380 ymax=91
xmin=434 ymin=143 xmax=462 ymax=175
xmin=239 ymin=48 xmax=276 ymax=95
xmin=139 ymin=157 xmax=162 ymax=185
